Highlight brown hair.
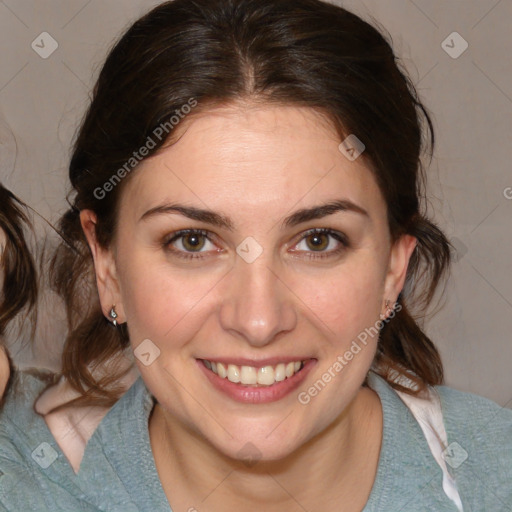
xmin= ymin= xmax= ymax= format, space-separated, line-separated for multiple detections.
xmin=50 ymin=0 xmax=451 ymax=410
xmin=0 ymin=185 xmax=38 ymax=337
xmin=0 ymin=184 xmax=39 ymax=402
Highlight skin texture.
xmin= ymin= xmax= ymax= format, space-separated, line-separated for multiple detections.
xmin=81 ymin=103 xmax=416 ymax=511
xmin=0 ymin=346 xmax=8 ymax=397
xmin=0 ymin=230 xmax=9 ymax=397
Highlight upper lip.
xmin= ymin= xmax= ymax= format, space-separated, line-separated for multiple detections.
xmin=198 ymin=357 xmax=315 ymax=367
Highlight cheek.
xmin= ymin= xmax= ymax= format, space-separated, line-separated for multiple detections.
xmin=292 ymin=255 xmax=385 ymax=341
xmin=116 ymin=239 xmax=387 ymax=351
xmin=116 ymin=251 xmax=222 ymax=344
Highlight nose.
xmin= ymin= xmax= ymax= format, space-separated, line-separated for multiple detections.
xmin=219 ymin=255 xmax=297 ymax=348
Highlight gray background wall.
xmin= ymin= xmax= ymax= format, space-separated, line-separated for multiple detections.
xmin=0 ymin=0 xmax=510 ymax=408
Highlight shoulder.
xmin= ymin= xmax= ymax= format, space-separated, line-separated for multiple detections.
xmin=0 ymin=369 xmax=58 ymax=510
xmin=435 ymin=383 xmax=512 ymax=439
xmin=434 ymin=383 xmax=512 ymax=466
xmin=434 ymin=383 xmax=512 ymax=507
xmin=0 ymin=365 xmax=55 ymax=410
xmin=0 ymin=368 xmax=54 ymax=446
xmin=0 ymin=369 xmax=147 ymax=511
xmin=0 ymin=367 xmax=55 ymax=435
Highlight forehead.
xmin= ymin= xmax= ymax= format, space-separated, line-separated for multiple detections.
xmin=120 ymin=103 xmax=385 ymax=225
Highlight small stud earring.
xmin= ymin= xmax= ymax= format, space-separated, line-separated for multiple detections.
xmin=380 ymin=299 xmax=393 ymax=320
xmin=109 ymin=305 xmax=118 ymax=327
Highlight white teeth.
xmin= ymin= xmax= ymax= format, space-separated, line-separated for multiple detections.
xmin=217 ymin=362 xmax=227 ymax=378
xmin=275 ymin=363 xmax=286 ymax=382
xmin=204 ymin=359 xmax=305 ymax=386
xmin=240 ymin=366 xmax=257 ymax=385
xmin=257 ymin=366 xmax=275 ymax=386
xmin=227 ymin=364 xmax=240 ymax=383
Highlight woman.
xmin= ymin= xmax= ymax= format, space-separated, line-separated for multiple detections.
xmin=0 ymin=0 xmax=510 ymax=510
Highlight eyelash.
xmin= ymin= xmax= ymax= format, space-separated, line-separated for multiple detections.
xmin=163 ymin=228 xmax=349 ymax=261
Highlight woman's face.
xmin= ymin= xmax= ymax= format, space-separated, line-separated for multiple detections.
xmin=84 ymin=103 xmax=415 ymax=461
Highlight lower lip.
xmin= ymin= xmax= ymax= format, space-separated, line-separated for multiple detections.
xmin=197 ymin=359 xmax=317 ymax=404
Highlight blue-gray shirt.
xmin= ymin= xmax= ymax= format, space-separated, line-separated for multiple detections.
xmin=0 ymin=368 xmax=511 ymax=511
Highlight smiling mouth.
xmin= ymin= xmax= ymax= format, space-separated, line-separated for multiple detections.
xmin=201 ymin=359 xmax=307 ymax=387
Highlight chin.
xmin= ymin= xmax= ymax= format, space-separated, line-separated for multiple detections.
xmin=202 ymin=417 xmax=315 ymax=466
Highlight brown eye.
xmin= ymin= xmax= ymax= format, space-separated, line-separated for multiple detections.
xmin=163 ymin=229 xmax=219 ymax=260
xmin=291 ymin=228 xmax=349 ymax=259
xmin=181 ymin=232 xmax=207 ymax=252
xmin=305 ymin=232 xmax=329 ymax=251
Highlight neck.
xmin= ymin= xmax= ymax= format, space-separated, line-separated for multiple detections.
xmin=149 ymin=386 xmax=382 ymax=512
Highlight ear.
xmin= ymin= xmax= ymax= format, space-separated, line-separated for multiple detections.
xmin=80 ymin=210 xmax=125 ymax=323
xmin=382 ymin=234 xmax=417 ymax=307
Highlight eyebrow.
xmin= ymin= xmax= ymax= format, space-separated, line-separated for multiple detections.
xmin=139 ymin=199 xmax=368 ymax=230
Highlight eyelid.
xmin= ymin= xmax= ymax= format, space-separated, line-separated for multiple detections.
xmin=163 ymin=228 xmax=215 ymax=246
xmin=288 ymin=227 xmax=349 ymax=259
xmin=163 ymin=229 xmax=220 ymax=260
xmin=291 ymin=227 xmax=349 ymax=247
xmin=163 ymin=227 xmax=349 ymax=260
